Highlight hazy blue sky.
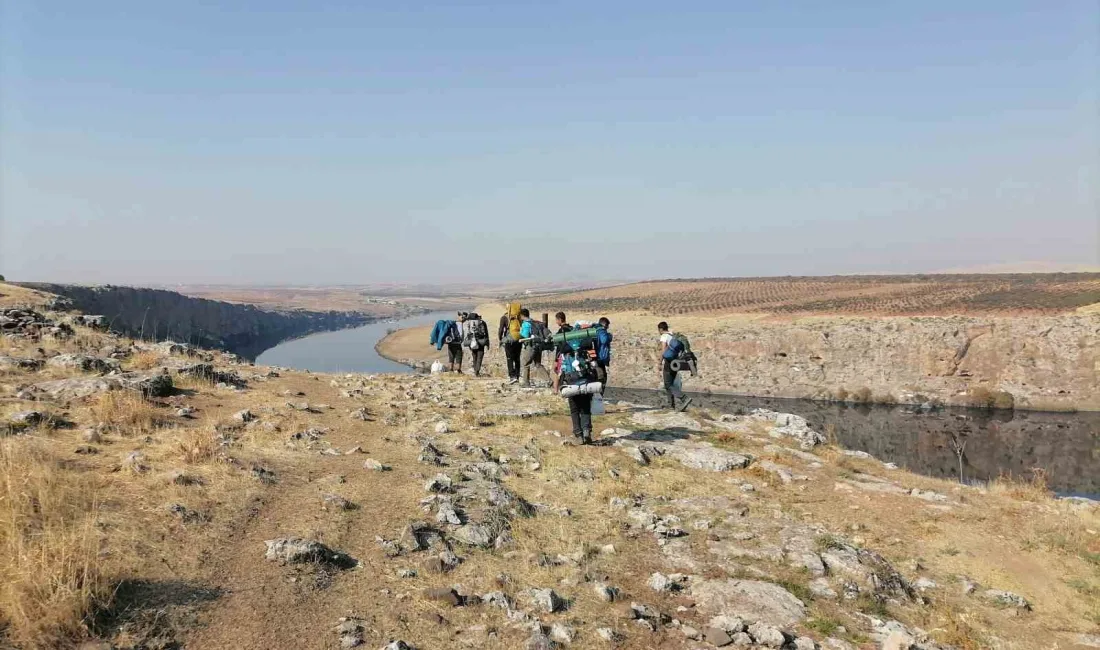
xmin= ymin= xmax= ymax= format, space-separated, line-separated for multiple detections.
xmin=1 ymin=1 xmax=1097 ymax=285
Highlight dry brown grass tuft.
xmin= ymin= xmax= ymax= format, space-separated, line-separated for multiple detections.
xmin=126 ymin=350 xmax=162 ymax=371
xmin=990 ymin=468 xmax=1052 ymax=502
xmin=175 ymin=428 xmax=220 ymax=464
xmin=0 ymin=441 xmax=107 ymax=648
xmin=89 ymin=392 xmax=167 ymax=436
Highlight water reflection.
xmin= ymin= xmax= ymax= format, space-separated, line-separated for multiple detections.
xmin=605 ymin=388 xmax=1100 ymax=498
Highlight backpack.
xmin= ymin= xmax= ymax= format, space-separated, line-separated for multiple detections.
xmin=596 ymin=328 xmax=613 ymax=365
xmin=662 ymin=332 xmax=693 ymax=360
xmin=528 ymin=319 xmax=549 ymax=343
xmin=474 ymin=319 xmax=490 ymax=345
xmin=559 ymin=350 xmax=598 ymax=386
xmin=506 ymin=303 xmax=523 ymax=342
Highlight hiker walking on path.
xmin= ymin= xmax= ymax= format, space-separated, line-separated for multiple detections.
xmin=498 ymin=304 xmax=523 ymax=384
xmin=658 ymin=321 xmax=693 ymax=411
xmin=462 ymin=312 xmax=490 ymax=377
xmin=447 ymin=312 xmax=466 ymax=373
xmin=556 ymin=344 xmax=601 ymax=445
xmin=594 ymin=316 xmax=612 ymax=391
xmin=519 ymin=308 xmax=551 ymax=387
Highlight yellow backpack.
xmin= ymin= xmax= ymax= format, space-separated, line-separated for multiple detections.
xmin=507 ymin=302 xmax=523 ymax=341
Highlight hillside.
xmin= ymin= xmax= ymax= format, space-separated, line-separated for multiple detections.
xmin=1 ymin=282 xmax=1098 ymax=649
xmin=537 ymin=274 xmax=1100 ymax=317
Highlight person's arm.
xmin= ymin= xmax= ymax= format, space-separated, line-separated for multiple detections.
xmin=498 ymin=315 xmax=507 ymax=343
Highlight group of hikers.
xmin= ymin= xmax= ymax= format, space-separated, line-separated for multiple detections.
xmin=429 ymin=306 xmax=698 ymax=445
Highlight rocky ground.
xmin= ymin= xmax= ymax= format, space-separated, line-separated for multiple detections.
xmin=2 ymin=283 xmax=1099 ymax=650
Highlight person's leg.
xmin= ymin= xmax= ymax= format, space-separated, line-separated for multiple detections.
xmin=568 ymin=395 xmax=582 ymax=438
xmin=663 ymin=359 xmax=678 ymax=409
xmin=447 ymin=344 xmax=457 ymax=371
xmin=520 ymin=345 xmax=534 ymax=385
xmin=472 ymin=348 xmax=484 ymax=376
xmin=507 ymin=342 xmax=522 ymax=381
xmin=577 ymin=393 xmax=593 ymax=443
xmin=454 ymin=344 xmax=463 ymax=372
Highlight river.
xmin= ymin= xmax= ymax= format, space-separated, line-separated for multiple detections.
xmin=255 ymin=310 xmax=458 ymax=374
xmin=255 ymin=317 xmax=1099 ymax=499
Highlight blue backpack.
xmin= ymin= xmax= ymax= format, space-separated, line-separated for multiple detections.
xmin=663 ymin=335 xmax=685 ymax=360
xmin=596 ymin=328 xmax=613 ymax=365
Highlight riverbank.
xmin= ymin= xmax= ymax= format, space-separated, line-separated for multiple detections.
xmin=2 ymin=282 xmax=1099 ymax=649
xmin=374 ymin=324 xmax=448 ymax=370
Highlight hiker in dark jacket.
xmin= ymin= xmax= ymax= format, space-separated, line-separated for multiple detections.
xmin=447 ymin=313 xmax=466 ymax=373
xmin=551 ymin=312 xmax=572 ymax=393
xmin=498 ymin=312 xmax=522 ymax=384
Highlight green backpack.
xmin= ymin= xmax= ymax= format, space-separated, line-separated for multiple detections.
xmin=673 ymin=333 xmax=692 ymax=355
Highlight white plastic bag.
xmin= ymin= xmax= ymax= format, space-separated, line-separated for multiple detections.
xmin=591 ymin=394 xmax=606 ymax=415
xmin=430 ymin=361 xmax=445 ymax=375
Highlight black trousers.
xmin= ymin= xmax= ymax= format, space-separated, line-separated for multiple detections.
xmin=504 ymin=341 xmax=522 ymax=379
xmin=568 ymin=393 xmax=593 ymax=436
xmin=470 ymin=347 xmax=485 ymax=375
xmin=662 ymin=358 xmax=679 ymax=407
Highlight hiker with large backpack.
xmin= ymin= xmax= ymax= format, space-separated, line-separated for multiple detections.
xmin=518 ymin=308 xmax=552 ymax=386
xmin=462 ymin=312 xmax=491 ymax=377
xmin=447 ymin=312 xmax=466 ymax=373
xmin=555 ymin=333 xmax=603 ymax=445
xmin=658 ymin=321 xmax=694 ymax=411
xmin=498 ymin=303 xmax=524 ymax=384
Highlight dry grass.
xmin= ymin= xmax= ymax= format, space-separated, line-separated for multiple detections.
xmin=126 ymin=350 xmax=162 ymax=371
xmin=175 ymin=428 xmax=220 ymax=464
xmin=0 ymin=441 xmax=107 ymax=648
xmin=88 ymin=392 xmax=168 ymax=437
xmin=989 ymin=468 xmax=1053 ymax=502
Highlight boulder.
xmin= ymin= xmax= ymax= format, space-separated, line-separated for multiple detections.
xmin=630 ymin=411 xmax=703 ymax=432
xmin=690 ymin=579 xmax=806 ymax=628
xmin=263 ymin=537 xmax=355 ymax=568
xmin=46 ymin=354 xmax=119 ymax=373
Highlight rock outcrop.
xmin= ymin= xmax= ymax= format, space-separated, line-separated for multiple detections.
xmin=20 ymin=283 xmax=372 ymax=359
xmin=580 ymin=315 xmax=1100 ymax=411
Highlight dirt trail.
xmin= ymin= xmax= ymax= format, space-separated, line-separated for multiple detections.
xmin=185 ymin=419 xmax=422 ymax=649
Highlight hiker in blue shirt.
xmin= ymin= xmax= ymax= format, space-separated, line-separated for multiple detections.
xmin=518 ymin=309 xmax=551 ymax=387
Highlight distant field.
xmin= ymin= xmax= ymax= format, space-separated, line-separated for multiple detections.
xmin=534 ymin=274 xmax=1100 ymax=316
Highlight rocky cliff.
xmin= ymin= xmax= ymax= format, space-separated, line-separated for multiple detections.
xmin=602 ymin=314 xmax=1100 ymax=411
xmin=20 ymin=283 xmax=372 ymax=359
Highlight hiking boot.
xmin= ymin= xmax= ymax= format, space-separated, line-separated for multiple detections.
xmin=580 ymin=430 xmax=593 ymax=445
xmin=677 ymin=397 xmax=694 ymax=412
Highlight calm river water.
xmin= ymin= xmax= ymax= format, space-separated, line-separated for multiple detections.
xmin=255 ymin=310 xmax=457 ymax=374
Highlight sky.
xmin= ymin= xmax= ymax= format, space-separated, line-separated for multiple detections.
xmin=1 ymin=1 xmax=1097 ymax=285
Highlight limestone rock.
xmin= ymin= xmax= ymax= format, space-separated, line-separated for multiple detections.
xmin=263 ymin=537 xmax=354 ymax=567
xmin=982 ymin=589 xmax=1031 ymax=610
xmin=630 ymin=410 xmax=703 ymax=432
xmin=525 ymin=588 xmax=564 ymax=613
xmin=690 ymin=579 xmax=806 ymax=628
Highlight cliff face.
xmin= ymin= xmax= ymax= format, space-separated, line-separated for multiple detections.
xmin=21 ymin=284 xmax=372 ymax=359
xmin=602 ymin=314 xmax=1100 ymax=411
